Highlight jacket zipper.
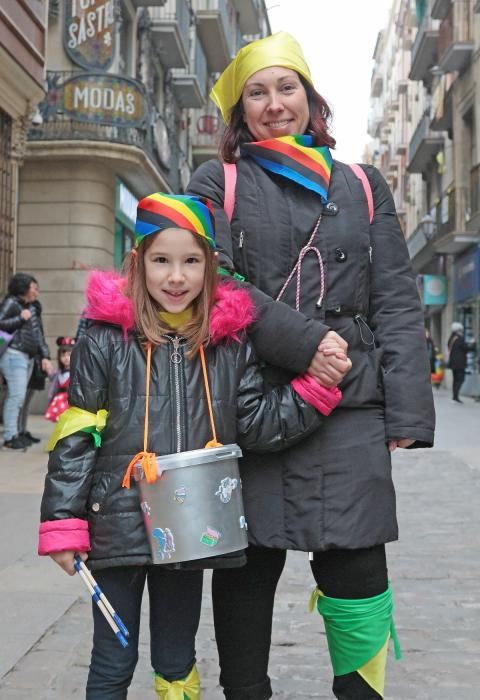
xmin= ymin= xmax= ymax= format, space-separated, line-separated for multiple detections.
xmin=170 ymin=336 xmax=184 ymax=452
xmin=368 ymin=245 xmax=373 ymax=263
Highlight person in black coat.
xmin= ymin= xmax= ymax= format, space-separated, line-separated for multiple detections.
xmin=0 ymin=274 xmax=52 ymax=449
xmin=187 ymin=31 xmax=434 ymax=700
xmin=38 ymin=193 xmax=341 ymax=699
xmin=447 ymin=322 xmax=476 ymax=403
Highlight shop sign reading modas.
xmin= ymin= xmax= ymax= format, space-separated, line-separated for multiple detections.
xmin=62 ymin=74 xmax=148 ymax=127
xmin=64 ymin=0 xmax=115 ymax=70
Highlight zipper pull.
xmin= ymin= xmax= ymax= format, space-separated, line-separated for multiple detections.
xmin=239 ymin=230 xmax=244 ymax=249
xmin=368 ymin=246 xmax=373 ymax=263
xmin=170 ymin=336 xmax=182 ymax=364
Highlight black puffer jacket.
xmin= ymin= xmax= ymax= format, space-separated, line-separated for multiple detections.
xmin=40 ymin=275 xmax=325 ymax=570
xmin=188 ymin=157 xmax=435 ymax=551
xmin=0 ymin=295 xmax=49 ymax=358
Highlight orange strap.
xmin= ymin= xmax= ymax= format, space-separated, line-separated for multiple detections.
xmin=199 ymin=344 xmax=223 ymax=449
xmin=122 ymin=342 xmax=158 ymax=489
xmin=122 ymin=341 xmax=222 ymax=488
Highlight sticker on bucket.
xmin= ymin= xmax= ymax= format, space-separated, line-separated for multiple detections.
xmin=201 ymin=526 xmax=221 ymax=547
xmin=141 ymin=501 xmax=151 ymax=517
xmin=173 ymin=486 xmax=187 ymax=504
xmin=215 ymin=477 xmax=238 ymax=504
xmin=152 ymin=527 xmax=176 ymax=560
xmin=239 ymin=515 xmax=248 ymax=529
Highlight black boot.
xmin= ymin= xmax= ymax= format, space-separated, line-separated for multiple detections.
xmin=333 ymin=671 xmax=382 ymax=699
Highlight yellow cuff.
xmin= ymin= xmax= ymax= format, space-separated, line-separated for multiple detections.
xmin=154 ymin=665 xmax=200 ymax=699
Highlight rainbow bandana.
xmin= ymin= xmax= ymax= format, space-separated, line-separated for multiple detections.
xmin=241 ymin=135 xmax=333 ymax=202
xmin=135 ymin=193 xmax=215 ymax=248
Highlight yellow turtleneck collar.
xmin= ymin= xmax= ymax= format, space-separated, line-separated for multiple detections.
xmin=159 ymin=307 xmax=193 ymax=329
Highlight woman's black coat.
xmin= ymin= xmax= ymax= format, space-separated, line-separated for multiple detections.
xmin=188 ymin=157 xmax=435 ymax=551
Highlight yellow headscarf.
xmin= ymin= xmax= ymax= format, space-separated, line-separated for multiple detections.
xmin=210 ymin=32 xmax=313 ymax=124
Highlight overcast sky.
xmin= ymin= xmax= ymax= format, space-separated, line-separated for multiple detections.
xmin=267 ymin=0 xmax=394 ymax=162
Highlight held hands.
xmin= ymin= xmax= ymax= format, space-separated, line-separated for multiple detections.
xmin=388 ymin=439 xmax=415 ymax=452
xmin=20 ymin=309 xmax=32 ymax=321
xmin=41 ymin=358 xmax=53 ymax=375
xmin=50 ymin=550 xmax=88 ymax=576
xmin=307 ymin=331 xmax=352 ymax=388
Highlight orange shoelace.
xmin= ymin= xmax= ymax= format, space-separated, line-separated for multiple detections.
xmin=122 ymin=341 xmax=222 ymax=488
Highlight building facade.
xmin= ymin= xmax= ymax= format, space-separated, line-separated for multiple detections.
xmin=15 ymin=0 xmax=270 ymax=350
xmin=0 ymin=0 xmax=47 ymax=293
xmin=368 ymin=0 xmax=480 ymax=394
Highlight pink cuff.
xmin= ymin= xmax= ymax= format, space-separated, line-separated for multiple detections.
xmin=291 ymin=375 xmax=342 ymax=416
xmin=38 ymin=518 xmax=91 ymax=556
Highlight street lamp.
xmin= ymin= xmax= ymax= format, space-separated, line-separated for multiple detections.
xmin=421 ymin=213 xmax=437 ymax=241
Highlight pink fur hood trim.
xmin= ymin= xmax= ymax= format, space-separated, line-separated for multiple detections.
xmin=84 ymin=270 xmax=255 ymax=343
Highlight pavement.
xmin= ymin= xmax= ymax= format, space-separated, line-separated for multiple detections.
xmin=0 ymin=387 xmax=478 ymax=699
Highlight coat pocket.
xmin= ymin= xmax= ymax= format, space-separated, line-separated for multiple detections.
xmin=87 ymin=472 xmax=112 ymax=514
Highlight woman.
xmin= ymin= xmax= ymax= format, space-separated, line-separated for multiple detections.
xmin=447 ymin=321 xmax=476 ymax=403
xmin=188 ymin=32 xmax=435 ymax=700
xmin=0 ymin=273 xmax=52 ymax=449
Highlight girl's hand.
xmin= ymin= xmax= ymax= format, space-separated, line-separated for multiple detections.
xmin=50 ymin=550 xmax=88 ymax=576
xmin=388 ymin=439 xmax=415 ymax=452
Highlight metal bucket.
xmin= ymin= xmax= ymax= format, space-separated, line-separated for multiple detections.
xmin=134 ymin=444 xmax=248 ymax=564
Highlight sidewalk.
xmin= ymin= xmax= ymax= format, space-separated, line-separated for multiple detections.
xmin=0 ymin=389 xmax=478 ymax=698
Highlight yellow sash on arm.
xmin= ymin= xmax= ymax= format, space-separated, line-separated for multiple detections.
xmin=47 ymin=407 xmax=108 ymax=452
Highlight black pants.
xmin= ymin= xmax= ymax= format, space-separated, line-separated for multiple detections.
xmin=452 ymin=368 xmax=465 ymax=400
xmin=86 ymin=565 xmax=203 ymax=700
xmin=212 ymin=545 xmax=388 ymax=700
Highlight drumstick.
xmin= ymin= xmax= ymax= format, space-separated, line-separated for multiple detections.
xmin=73 ymin=556 xmax=128 ymax=648
xmin=74 ymin=555 xmax=129 ymax=638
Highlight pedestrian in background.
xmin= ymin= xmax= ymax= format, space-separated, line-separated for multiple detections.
xmin=0 ymin=273 xmax=52 ymax=449
xmin=447 ymin=322 xmax=476 ymax=404
xmin=18 ymin=299 xmax=49 ymax=445
xmin=38 ymin=193 xmax=342 ymax=699
xmin=188 ymin=31 xmax=435 ymax=700
xmin=44 ymin=336 xmax=75 ymax=423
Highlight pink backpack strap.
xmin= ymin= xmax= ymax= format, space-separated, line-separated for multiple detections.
xmin=223 ymin=162 xmax=237 ymax=223
xmin=349 ymin=164 xmax=373 ymax=224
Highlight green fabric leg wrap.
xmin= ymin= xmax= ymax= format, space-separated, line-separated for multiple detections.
xmin=314 ymin=583 xmax=401 ymax=677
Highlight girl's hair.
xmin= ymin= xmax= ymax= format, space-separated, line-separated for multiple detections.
xmin=219 ymin=74 xmax=336 ymax=163
xmin=8 ymin=272 xmax=37 ymax=297
xmin=56 ymin=337 xmax=74 ymax=371
xmin=124 ymin=232 xmax=218 ymax=356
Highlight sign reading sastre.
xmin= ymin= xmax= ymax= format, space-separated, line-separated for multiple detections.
xmin=62 ymin=74 xmax=148 ymax=127
xmin=64 ymin=0 xmax=115 ymax=70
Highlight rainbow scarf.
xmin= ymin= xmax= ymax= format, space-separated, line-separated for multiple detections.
xmin=135 ymin=193 xmax=215 ymax=248
xmin=241 ymin=135 xmax=333 ymax=202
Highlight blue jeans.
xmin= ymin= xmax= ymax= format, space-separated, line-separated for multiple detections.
xmin=0 ymin=348 xmax=33 ymax=440
xmin=86 ymin=565 xmax=203 ymax=700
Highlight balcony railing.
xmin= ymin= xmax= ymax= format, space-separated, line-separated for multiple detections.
xmin=409 ymin=12 xmax=439 ymax=83
xmin=408 ymin=111 xmax=444 ymax=173
xmin=438 ymin=0 xmax=474 ymax=73
xmin=149 ymin=0 xmax=191 ymax=69
xmin=471 ymin=164 xmax=480 ymax=217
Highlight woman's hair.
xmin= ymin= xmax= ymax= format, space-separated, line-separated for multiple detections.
xmin=124 ymin=232 xmax=218 ymax=356
xmin=8 ymin=272 xmax=37 ymax=297
xmin=219 ymin=74 xmax=336 ymax=163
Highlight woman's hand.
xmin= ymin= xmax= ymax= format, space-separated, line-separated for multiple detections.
xmin=388 ymin=439 xmax=415 ymax=452
xmin=307 ymin=331 xmax=352 ymax=387
xmin=20 ymin=309 xmax=32 ymax=321
xmin=50 ymin=550 xmax=88 ymax=576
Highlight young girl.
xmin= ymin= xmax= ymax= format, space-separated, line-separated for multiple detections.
xmin=45 ymin=336 xmax=74 ymax=422
xmin=38 ymin=193 xmax=342 ymax=700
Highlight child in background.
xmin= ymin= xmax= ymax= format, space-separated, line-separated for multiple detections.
xmin=38 ymin=193 xmax=343 ymax=700
xmin=45 ymin=337 xmax=74 ymax=423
